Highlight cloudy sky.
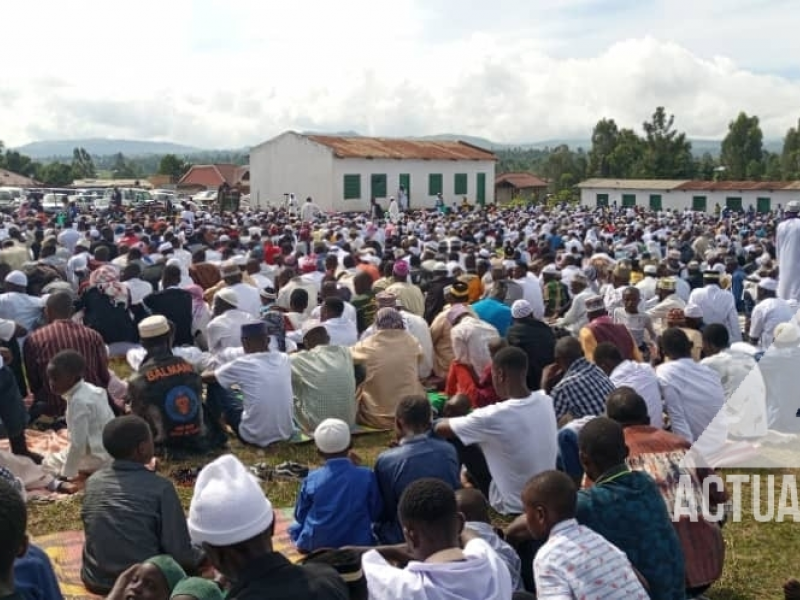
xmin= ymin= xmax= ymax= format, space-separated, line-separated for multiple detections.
xmin=4 ymin=0 xmax=800 ymax=148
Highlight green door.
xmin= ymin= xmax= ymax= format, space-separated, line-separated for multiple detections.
xmin=726 ymin=197 xmax=743 ymax=211
xmin=756 ymin=197 xmax=771 ymax=213
xmin=399 ymin=173 xmax=410 ymax=203
xmin=476 ymin=173 xmax=486 ymax=206
xmin=649 ymin=194 xmax=662 ymax=210
xmin=692 ymin=196 xmax=707 ymax=212
xmin=622 ymin=193 xmax=636 ymax=207
xmin=597 ymin=193 xmax=609 ymax=207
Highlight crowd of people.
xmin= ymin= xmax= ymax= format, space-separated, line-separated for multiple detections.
xmin=1 ymin=194 xmax=800 ymax=600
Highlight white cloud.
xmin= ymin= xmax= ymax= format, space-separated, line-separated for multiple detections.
xmin=2 ymin=0 xmax=800 ymax=148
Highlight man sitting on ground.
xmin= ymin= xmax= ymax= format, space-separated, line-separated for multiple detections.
xmin=521 ymin=470 xmax=648 ymax=599
xmin=359 ymin=478 xmax=513 ymax=600
xmin=187 ymin=454 xmax=349 ymax=599
xmin=374 ymin=395 xmax=461 ymax=544
xmin=575 ymin=417 xmax=686 ymax=600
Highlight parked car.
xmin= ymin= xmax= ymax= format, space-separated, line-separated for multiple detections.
xmin=41 ymin=193 xmax=69 ymax=214
xmin=0 ymin=187 xmax=21 ymax=211
xmin=192 ymin=190 xmax=217 ymax=207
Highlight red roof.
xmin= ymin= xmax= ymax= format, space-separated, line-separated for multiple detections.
xmin=495 ymin=172 xmax=548 ymax=189
xmin=178 ymin=164 xmax=248 ymax=188
xmin=675 ymin=180 xmax=790 ymax=191
xmin=308 ymin=135 xmax=496 ymax=161
xmin=0 ymin=168 xmax=38 ymax=187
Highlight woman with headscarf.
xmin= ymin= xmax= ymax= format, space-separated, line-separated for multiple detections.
xmin=185 ymin=284 xmax=211 ymax=350
xmin=79 ymin=265 xmax=138 ymax=347
xmin=351 ymin=307 xmax=425 ymax=429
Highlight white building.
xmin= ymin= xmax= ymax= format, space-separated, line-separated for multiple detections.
xmin=249 ymin=132 xmax=497 ymax=212
xmin=578 ymin=178 xmax=800 ymax=213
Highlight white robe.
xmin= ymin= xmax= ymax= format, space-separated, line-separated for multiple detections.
xmin=777 ymin=218 xmax=800 ymax=302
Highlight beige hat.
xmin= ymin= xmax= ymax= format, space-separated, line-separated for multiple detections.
xmin=138 ymin=315 xmax=170 ymax=339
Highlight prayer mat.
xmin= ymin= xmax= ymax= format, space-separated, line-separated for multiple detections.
xmin=36 ymin=510 xmax=302 ymax=600
xmin=35 ymin=531 xmax=100 ymax=600
xmin=0 ymin=430 xmax=75 ymax=501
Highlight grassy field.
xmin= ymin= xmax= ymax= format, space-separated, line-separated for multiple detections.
xmin=26 ymin=361 xmax=798 ymax=599
xmin=27 ymin=440 xmax=799 ymax=599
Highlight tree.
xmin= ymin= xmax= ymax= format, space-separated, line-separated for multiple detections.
xmin=71 ymin=147 xmax=97 ymax=179
xmin=607 ymin=129 xmax=644 ymax=178
xmin=720 ymin=112 xmax=764 ymax=180
xmin=542 ymin=145 xmax=585 ymax=194
xmin=158 ymin=154 xmax=190 ymax=179
xmin=36 ymin=162 xmax=74 ymax=186
xmin=588 ymin=118 xmax=620 ymax=177
xmin=694 ymin=152 xmax=717 ymax=181
xmin=764 ymin=151 xmax=782 ymax=180
xmin=1 ymin=150 xmax=37 ymax=177
xmin=781 ymin=120 xmax=800 ymax=180
xmin=640 ymin=107 xmax=694 ymax=178
xmin=111 ymin=152 xmax=138 ymax=178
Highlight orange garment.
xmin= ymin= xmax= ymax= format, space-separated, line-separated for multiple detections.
xmin=445 ymin=362 xmax=501 ymax=408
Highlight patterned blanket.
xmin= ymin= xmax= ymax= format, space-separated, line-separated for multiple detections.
xmin=35 ymin=508 xmax=301 ymax=600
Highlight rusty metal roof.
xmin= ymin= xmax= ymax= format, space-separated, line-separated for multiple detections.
xmin=308 ymin=135 xmax=497 ymax=161
xmin=674 ymin=180 xmax=793 ymax=191
xmin=495 ymin=172 xmax=548 ymax=189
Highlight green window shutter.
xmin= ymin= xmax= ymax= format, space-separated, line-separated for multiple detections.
xmin=726 ymin=197 xmax=742 ymax=211
xmin=343 ymin=174 xmax=361 ymax=200
xmin=454 ymin=173 xmax=468 ymax=195
xmin=476 ymin=173 xmax=486 ymax=205
xmin=429 ymin=174 xmax=443 ymax=195
xmin=399 ymin=174 xmax=410 ymax=200
xmin=622 ymin=193 xmax=636 ymax=207
xmin=756 ymin=197 xmax=771 ymax=213
xmin=692 ymin=196 xmax=707 ymax=211
xmin=649 ymin=194 xmax=662 ymax=210
xmin=597 ymin=193 xmax=609 ymax=207
xmin=370 ymin=174 xmax=387 ymax=198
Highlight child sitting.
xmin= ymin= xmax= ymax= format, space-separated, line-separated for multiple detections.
xmin=0 ymin=468 xmax=62 ymax=600
xmin=456 ymin=488 xmax=523 ymax=591
xmin=105 ymin=555 xmax=187 ymax=600
xmin=42 ymin=350 xmax=115 ymax=482
xmin=289 ymin=419 xmax=382 ymax=553
xmin=81 ymin=416 xmax=203 ymax=594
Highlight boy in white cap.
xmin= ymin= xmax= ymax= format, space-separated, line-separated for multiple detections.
xmin=289 ymin=419 xmax=381 ymax=553
xmin=187 ymin=454 xmax=348 ymax=600
xmin=0 ymin=270 xmax=44 ymax=333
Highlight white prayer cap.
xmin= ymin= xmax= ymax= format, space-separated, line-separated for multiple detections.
xmin=511 ymin=299 xmax=533 ymax=319
xmin=4 ymin=271 xmax=27 ymax=287
xmin=314 ymin=419 xmax=351 ymax=454
xmin=684 ymin=303 xmax=703 ymax=319
xmin=188 ymin=455 xmax=274 ymax=546
xmin=158 ymin=242 xmax=173 ymax=253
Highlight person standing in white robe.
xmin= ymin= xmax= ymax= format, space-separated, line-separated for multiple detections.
xmin=687 ymin=271 xmax=742 ymax=343
xmin=777 ymin=200 xmax=800 ymax=303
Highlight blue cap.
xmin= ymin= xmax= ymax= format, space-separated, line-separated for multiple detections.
xmin=241 ymin=322 xmax=268 ymax=338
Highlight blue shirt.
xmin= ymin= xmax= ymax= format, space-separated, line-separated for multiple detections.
xmin=471 ymin=298 xmax=512 ymax=336
xmin=15 ymin=544 xmax=63 ymax=600
xmin=289 ymin=458 xmax=382 ymax=553
xmin=373 ymin=433 xmax=461 ymax=544
xmin=730 ymin=267 xmax=746 ymax=312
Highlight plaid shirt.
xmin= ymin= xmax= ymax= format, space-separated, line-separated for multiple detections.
xmin=552 ymin=358 xmax=615 ymax=420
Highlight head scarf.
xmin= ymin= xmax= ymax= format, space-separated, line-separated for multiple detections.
xmin=89 ymin=265 xmax=129 ymax=308
xmin=375 ymin=307 xmax=405 ymax=331
xmin=262 ymin=310 xmax=287 ymax=352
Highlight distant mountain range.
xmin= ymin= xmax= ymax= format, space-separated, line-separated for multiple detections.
xmin=13 ymin=134 xmax=784 ymax=159
xmin=15 ymin=138 xmax=203 ymax=159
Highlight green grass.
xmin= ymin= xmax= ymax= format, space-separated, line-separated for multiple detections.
xmin=26 ymin=362 xmax=799 ymax=599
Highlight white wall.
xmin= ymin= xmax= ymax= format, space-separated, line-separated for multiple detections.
xmin=330 ymin=158 xmax=495 ymax=212
xmin=250 ymin=132 xmax=334 ymax=210
xmin=580 ymin=187 xmax=795 ymax=213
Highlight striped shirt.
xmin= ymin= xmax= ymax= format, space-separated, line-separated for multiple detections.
xmin=23 ymin=320 xmax=110 ymax=417
xmin=535 ymin=518 xmax=648 ymax=599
